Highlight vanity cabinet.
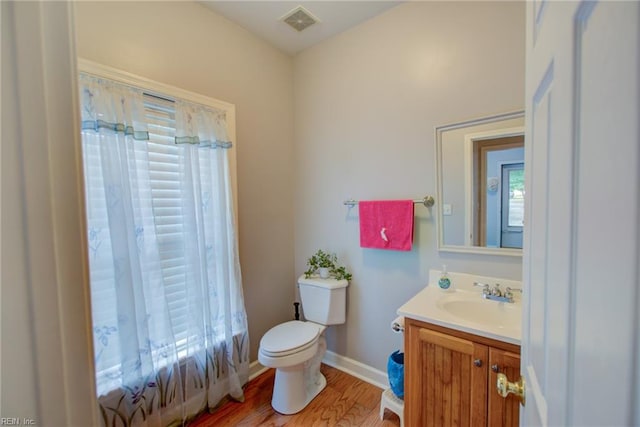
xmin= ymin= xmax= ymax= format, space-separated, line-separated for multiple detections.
xmin=405 ymin=318 xmax=521 ymax=427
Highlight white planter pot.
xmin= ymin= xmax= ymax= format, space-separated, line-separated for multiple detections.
xmin=318 ymin=268 xmax=330 ymax=279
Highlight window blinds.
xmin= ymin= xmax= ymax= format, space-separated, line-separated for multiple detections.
xmin=144 ymin=94 xmax=193 ymax=355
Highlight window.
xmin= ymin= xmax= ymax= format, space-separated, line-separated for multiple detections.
xmin=85 ymin=94 xmax=196 ymax=392
xmin=80 ymin=67 xmax=248 ymax=404
xmin=501 ymin=162 xmax=524 ymax=249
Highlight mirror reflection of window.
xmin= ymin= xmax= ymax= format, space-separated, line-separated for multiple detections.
xmin=501 ymin=162 xmax=524 ymax=248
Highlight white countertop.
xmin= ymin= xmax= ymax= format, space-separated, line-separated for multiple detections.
xmin=397 ymin=271 xmax=522 ymax=345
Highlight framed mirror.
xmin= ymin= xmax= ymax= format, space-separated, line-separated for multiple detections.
xmin=435 ymin=111 xmax=525 ymax=256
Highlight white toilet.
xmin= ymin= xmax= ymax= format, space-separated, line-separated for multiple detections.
xmin=258 ymin=275 xmax=349 ymax=414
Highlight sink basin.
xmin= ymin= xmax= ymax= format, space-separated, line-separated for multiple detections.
xmin=397 ymin=279 xmax=523 ymax=344
xmin=437 ymin=297 xmax=520 ymax=330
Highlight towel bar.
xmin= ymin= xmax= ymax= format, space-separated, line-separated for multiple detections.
xmin=343 ymin=196 xmax=435 ymax=208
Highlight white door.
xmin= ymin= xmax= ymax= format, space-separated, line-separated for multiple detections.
xmin=522 ymin=1 xmax=639 ymax=426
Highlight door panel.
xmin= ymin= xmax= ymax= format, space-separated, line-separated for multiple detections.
xmin=571 ymin=2 xmax=639 ymax=425
xmin=406 ymin=323 xmax=489 ymax=427
xmin=524 ymin=1 xmax=640 ymax=425
xmin=420 ymin=329 xmax=488 ymax=426
xmin=524 ymin=43 xmax=557 ymax=427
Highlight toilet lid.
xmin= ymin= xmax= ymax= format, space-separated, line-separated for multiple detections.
xmin=260 ymin=321 xmax=320 ymax=355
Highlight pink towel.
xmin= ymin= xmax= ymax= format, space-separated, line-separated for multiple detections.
xmin=359 ymin=200 xmax=414 ymax=251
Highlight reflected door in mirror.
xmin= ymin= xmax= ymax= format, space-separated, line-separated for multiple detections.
xmin=473 ymin=135 xmax=524 ymax=248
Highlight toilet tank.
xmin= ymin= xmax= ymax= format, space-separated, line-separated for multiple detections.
xmin=298 ymin=275 xmax=349 ymax=325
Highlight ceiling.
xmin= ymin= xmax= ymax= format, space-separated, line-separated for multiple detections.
xmin=199 ymin=1 xmax=403 ymax=55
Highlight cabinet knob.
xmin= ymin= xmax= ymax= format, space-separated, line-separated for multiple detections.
xmin=491 ymin=364 xmax=499 ymax=372
xmin=473 ymin=359 xmax=483 ymax=367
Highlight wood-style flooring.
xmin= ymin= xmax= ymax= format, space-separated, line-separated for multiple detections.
xmin=190 ymin=364 xmax=402 ymax=426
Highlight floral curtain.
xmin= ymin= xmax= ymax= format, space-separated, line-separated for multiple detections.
xmin=80 ymin=73 xmax=249 ymax=427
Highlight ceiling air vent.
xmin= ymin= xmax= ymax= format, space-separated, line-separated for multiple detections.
xmin=282 ymin=6 xmax=319 ymax=32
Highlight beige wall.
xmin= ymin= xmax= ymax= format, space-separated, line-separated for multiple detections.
xmin=74 ymin=1 xmax=296 ymax=362
xmin=293 ymin=1 xmax=525 ymax=371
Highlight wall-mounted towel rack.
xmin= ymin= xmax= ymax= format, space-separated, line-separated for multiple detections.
xmin=343 ymin=196 xmax=435 ymax=208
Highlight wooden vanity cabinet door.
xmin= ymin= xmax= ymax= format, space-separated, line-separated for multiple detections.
xmin=488 ymin=348 xmax=521 ymax=427
xmin=406 ymin=321 xmax=488 ymax=427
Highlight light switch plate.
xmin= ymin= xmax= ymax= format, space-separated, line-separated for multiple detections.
xmin=443 ymin=204 xmax=452 ymax=215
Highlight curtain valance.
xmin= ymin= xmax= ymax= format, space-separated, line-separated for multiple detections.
xmin=79 ymin=73 xmax=233 ymax=148
xmin=80 ymin=73 xmax=149 ymax=140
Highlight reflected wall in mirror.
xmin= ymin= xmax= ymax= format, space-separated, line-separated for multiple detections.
xmin=436 ymin=111 xmax=525 ymax=256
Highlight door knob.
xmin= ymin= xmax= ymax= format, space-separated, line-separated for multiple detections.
xmin=496 ymin=373 xmax=526 ymax=406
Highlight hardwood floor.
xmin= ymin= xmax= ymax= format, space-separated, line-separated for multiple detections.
xmin=190 ymin=364 xmax=402 ymax=426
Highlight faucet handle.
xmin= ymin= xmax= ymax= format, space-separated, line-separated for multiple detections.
xmin=473 ymin=282 xmax=490 ymax=295
xmin=504 ymin=287 xmax=522 ymax=300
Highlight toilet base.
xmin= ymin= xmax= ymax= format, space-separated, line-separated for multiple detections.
xmin=271 ymin=335 xmax=327 ymax=414
xmin=272 ymin=368 xmax=326 ymax=414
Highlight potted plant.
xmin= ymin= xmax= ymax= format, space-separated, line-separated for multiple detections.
xmin=304 ymin=249 xmax=352 ymax=281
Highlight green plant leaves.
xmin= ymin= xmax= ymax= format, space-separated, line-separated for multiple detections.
xmin=304 ymin=250 xmax=352 ymax=281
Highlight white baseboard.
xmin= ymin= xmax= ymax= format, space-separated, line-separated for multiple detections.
xmin=248 ymin=351 xmax=388 ymax=390
xmin=322 ymin=350 xmax=388 ymax=390
xmin=249 ymin=360 xmax=269 ymax=381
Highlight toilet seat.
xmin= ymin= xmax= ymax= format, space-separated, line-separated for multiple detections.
xmin=260 ymin=321 xmax=320 ymax=357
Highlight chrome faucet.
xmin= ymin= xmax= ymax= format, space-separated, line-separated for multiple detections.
xmin=473 ymin=282 xmax=491 ymax=296
xmin=491 ymin=283 xmax=503 ymax=297
xmin=474 ymin=282 xmax=521 ymax=303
